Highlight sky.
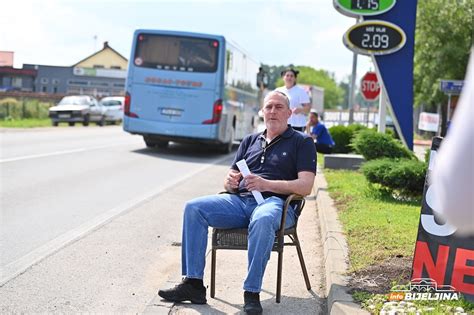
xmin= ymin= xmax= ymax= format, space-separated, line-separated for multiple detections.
xmin=0 ymin=0 xmax=374 ymax=83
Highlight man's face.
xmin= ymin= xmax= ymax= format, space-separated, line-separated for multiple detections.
xmin=263 ymin=93 xmax=292 ymax=131
xmin=282 ymin=71 xmax=296 ymax=87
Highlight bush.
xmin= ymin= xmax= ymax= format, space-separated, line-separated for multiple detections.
xmin=329 ymin=124 xmax=367 ymax=153
xmin=352 ymin=129 xmax=414 ymax=160
xmin=0 ymin=98 xmax=53 ymax=119
xmin=362 ymin=158 xmax=427 ymax=196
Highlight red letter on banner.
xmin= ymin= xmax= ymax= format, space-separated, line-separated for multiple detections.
xmin=412 ymin=241 xmax=449 ymax=284
xmin=452 ymin=248 xmax=474 ymax=294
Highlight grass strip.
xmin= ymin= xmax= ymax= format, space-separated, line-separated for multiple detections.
xmin=324 ymin=169 xmax=421 ymax=271
xmin=0 ymin=118 xmax=52 ymax=128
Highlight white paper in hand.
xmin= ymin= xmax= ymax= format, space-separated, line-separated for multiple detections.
xmin=236 ymin=159 xmax=265 ymax=204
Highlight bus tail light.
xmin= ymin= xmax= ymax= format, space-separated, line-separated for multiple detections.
xmin=124 ymin=92 xmax=139 ymax=118
xmin=202 ymin=99 xmax=223 ymax=124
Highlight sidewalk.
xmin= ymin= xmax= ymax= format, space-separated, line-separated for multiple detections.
xmin=145 ymin=177 xmax=327 ymax=314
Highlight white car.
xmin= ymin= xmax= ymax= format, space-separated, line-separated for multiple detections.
xmin=99 ymin=96 xmax=124 ymax=124
xmin=49 ymin=95 xmax=106 ymax=127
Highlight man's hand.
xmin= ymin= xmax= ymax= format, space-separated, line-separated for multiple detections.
xmin=224 ymin=169 xmax=242 ymax=192
xmin=243 ymin=174 xmax=268 ymax=192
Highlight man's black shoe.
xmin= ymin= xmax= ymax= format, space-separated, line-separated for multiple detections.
xmin=243 ymin=291 xmax=263 ymax=315
xmin=158 ymin=279 xmax=207 ymax=304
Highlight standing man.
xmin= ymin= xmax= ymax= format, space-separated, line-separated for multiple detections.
xmin=275 ymin=68 xmax=311 ymax=131
xmin=157 ymin=91 xmax=316 ymax=315
xmin=306 ymin=110 xmax=335 ymax=154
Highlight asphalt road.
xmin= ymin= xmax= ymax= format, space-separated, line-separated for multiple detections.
xmin=0 ymin=126 xmax=233 ymax=284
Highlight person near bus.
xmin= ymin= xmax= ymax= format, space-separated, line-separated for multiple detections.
xmin=275 ymin=68 xmax=311 ymax=132
xmin=157 ymin=91 xmax=316 ymax=314
xmin=306 ymin=110 xmax=335 ymax=154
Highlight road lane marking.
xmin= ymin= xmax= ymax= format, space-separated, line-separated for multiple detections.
xmin=0 ymin=153 xmax=233 ymax=286
xmin=0 ymin=143 xmax=127 ymax=163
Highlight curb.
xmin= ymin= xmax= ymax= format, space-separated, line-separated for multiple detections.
xmin=315 ymin=168 xmax=370 ymax=315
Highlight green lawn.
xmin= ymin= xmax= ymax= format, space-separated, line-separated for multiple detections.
xmin=0 ymin=118 xmax=52 ymax=128
xmin=324 ymin=169 xmax=421 ymax=271
xmin=323 ymin=169 xmax=473 ymax=313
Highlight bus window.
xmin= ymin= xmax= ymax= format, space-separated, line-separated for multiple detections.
xmin=134 ymin=34 xmax=218 ymax=73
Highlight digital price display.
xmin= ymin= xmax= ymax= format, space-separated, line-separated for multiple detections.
xmin=343 ymin=20 xmax=406 ymax=55
xmin=351 ymin=0 xmax=379 ymax=10
xmin=333 ymin=0 xmax=396 ymax=17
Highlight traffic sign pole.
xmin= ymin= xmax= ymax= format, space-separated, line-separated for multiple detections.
xmin=378 ymin=84 xmax=386 ymax=133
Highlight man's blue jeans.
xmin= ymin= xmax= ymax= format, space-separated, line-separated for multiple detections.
xmin=181 ymin=193 xmax=296 ymax=293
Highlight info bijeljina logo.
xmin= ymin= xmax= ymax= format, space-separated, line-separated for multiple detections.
xmin=389 ymin=278 xmax=460 ymax=301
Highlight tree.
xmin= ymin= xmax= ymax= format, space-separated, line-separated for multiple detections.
xmin=414 ymin=0 xmax=473 ymax=134
xmin=273 ymin=65 xmax=344 ymax=109
xmin=338 ymin=75 xmax=350 ymax=109
xmin=260 ymin=64 xmax=294 ymax=90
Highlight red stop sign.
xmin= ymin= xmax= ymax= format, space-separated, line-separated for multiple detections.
xmin=361 ymin=72 xmax=380 ymax=101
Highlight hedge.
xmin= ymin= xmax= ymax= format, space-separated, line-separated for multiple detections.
xmin=329 ymin=124 xmax=367 ymax=153
xmin=362 ymin=158 xmax=427 ymax=196
xmin=352 ymin=129 xmax=414 ymax=160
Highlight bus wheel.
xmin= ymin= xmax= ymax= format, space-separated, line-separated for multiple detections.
xmin=143 ymin=136 xmax=156 ymax=148
xmin=220 ymin=128 xmax=234 ymax=154
xmin=156 ymin=140 xmax=169 ymax=148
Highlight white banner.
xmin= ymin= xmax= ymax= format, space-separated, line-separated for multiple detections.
xmin=73 ymin=67 xmax=126 ymax=79
xmin=418 ymin=112 xmax=440 ymax=132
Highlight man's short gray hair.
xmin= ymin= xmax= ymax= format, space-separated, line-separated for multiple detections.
xmin=264 ymin=90 xmax=290 ymax=108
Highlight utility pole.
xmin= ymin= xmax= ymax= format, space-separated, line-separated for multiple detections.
xmin=347 ymin=18 xmax=360 ymax=124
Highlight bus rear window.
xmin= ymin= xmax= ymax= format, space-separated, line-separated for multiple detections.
xmin=134 ymin=34 xmax=219 ymax=73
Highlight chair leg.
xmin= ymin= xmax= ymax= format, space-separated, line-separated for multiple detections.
xmin=211 ymin=249 xmax=216 ymax=298
xmin=276 ymin=250 xmax=283 ymax=303
xmin=294 ymin=235 xmax=311 ymax=290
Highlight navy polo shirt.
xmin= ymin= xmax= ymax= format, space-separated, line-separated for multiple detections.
xmin=231 ymin=126 xmax=317 ymax=200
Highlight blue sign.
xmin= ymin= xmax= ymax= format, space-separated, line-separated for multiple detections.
xmin=440 ymin=80 xmax=464 ymax=94
xmin=365 ymin=0 xmax=418 ymax=150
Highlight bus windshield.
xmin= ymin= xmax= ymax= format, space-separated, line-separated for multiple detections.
xmin=134 ymin=34 xmax=219 ymax=73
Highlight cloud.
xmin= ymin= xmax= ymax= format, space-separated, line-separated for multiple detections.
xmin=0 ymin=0 xmax=374 ymax=81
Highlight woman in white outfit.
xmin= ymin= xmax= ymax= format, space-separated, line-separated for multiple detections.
xmin=275 ymin=68 xmax=311 ymax=131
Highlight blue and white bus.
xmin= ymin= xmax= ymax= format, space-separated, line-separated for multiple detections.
xmin=123 ymin=29 xmax=261 ymax=153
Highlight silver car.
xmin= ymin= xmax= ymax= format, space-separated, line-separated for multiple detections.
xmin=49 ymin=95 xmax=106 ymax=127
xmin=99 ymin=96 xmax=124 ymax=124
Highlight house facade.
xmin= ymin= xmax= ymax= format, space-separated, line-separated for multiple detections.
xmin=0 ymin=42 xmax=128 ymax=97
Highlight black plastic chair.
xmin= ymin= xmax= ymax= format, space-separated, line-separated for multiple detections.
xmin=210 ymin=194 xmax=311 ymax=303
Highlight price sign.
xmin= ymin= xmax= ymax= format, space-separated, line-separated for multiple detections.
xmin=343 ymin=20 xmax=406 ymax=55
xmin=333 ymin=0 xmax=396 ymax=17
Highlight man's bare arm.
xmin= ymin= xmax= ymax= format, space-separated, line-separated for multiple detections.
xmin=243 ymin=171 xmax=315 ymax=197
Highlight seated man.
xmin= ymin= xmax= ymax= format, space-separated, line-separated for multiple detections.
xmin=158 ymin=91 xmax=316 ymax=315
xmin=306 ymin=110 xmax=335 ymax=154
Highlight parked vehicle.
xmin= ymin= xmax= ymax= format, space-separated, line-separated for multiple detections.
xmin=99 ymin=96 xmax=124 ymax=124
xmin=49 ymin=95 xmax=106 ymax=127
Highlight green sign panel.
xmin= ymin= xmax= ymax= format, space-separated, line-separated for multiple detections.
xmin=334 ymin=0 xmax=397 ymax=17
xmin=342 ymin=20 xmax=406 ymax=56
